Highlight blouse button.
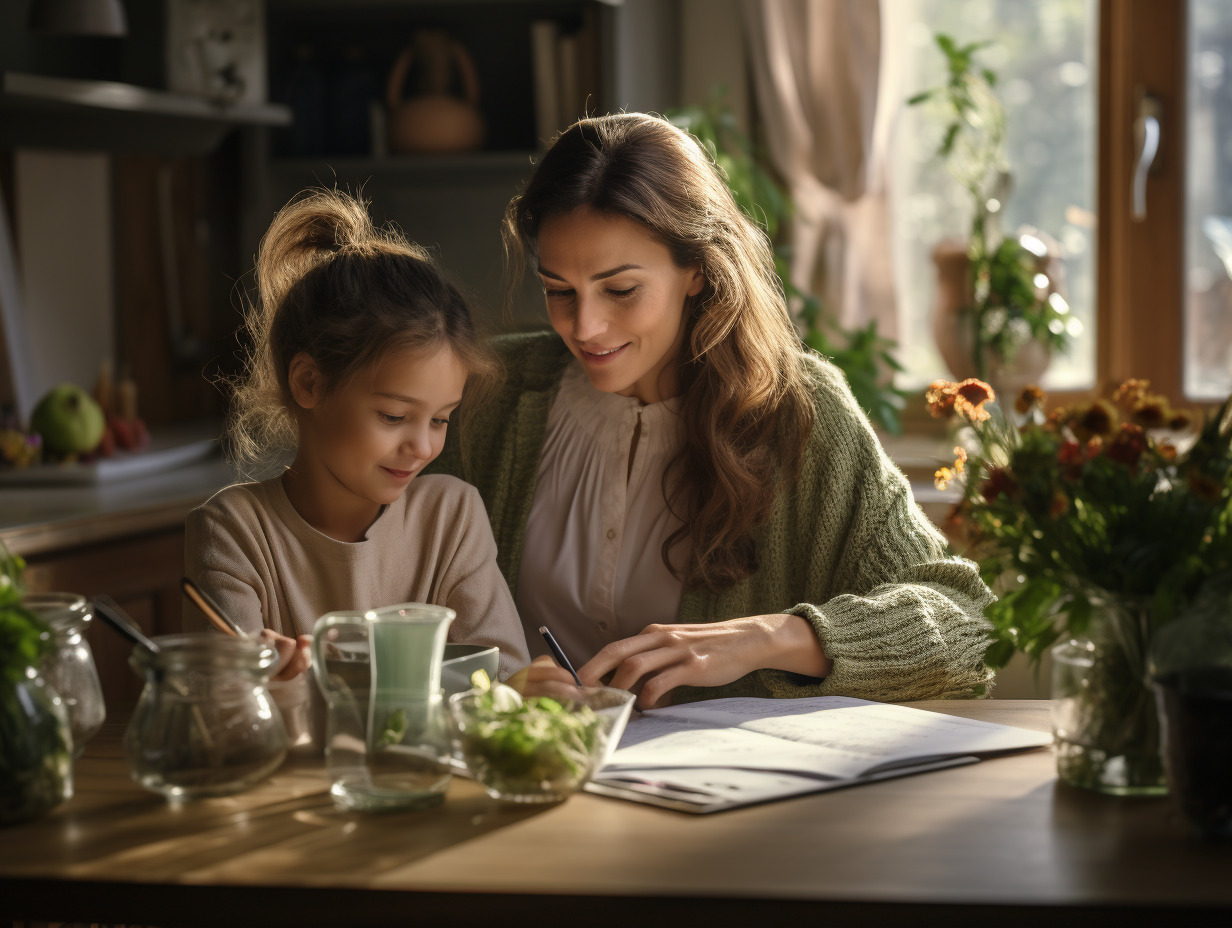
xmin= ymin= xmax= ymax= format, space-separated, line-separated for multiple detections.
xmin=606 ymin=528 xmax=616 ymax=540
xmin=598 ymin=621 xmax=609 ymax=631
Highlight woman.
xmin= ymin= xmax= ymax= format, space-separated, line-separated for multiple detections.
xmin=430 ymin=113 xmax=994 ymax=707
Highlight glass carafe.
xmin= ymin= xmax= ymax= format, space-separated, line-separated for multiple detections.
xmin=311 ymin=602 xmax=454 ymax=811
xmin=28 ymin=593 xmax=105 ymax=758
xmin=124 ymin=634 xmax=287 ymax=800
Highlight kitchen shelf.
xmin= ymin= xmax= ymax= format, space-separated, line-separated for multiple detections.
xmin=0 ymin=72 xmax=293 ymax=153
xmin=269 ymin=150 xmax=539 ymax=185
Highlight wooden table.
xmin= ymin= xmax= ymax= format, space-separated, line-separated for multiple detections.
xmin=2 ymin=700 xmax=1229 ymax=926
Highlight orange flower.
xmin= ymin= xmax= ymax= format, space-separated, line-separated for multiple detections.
xmin=1043 ymin=405 xmax=1068 ymax=433
xmin=1015 ymin=385 xmax=1045 ymax=415
xmin=925 ymin=380 xmax=959 ymax=419
xmin=1113 ymin=378 xmax=1151 ymax=408
xmin=952 ymin=446 xmax=968 ymax=475
xmin=934 ymin=466 xmax=955 ymax=491
xmin=954 ymin=379 xmax=996 ymax=423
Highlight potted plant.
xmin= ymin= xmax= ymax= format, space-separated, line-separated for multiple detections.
xmin=0 ymin=542 xmax=73 ymax=825
xmin=929 ymin=377 xmax=1232 ymax=794
xmin=909 ymin=34 xmax=1077 ymax=392
xmin=670 ymin=91 xmax=909 ymax=435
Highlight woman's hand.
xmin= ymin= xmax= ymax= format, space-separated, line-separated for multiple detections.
xmin=504 ymin=654 xmax=583 ymax=701
xmin=259 ymin=628 xmax=313 ymax=681
xmin=577 ymin=614 xmax=832 ymax=709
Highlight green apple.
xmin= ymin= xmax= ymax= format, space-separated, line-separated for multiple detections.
xmin=30 ymin=383 xmax=106 ymax=456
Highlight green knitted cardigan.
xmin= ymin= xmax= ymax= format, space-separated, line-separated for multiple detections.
xmin=429 ymin=331 xmax=995 ymax=703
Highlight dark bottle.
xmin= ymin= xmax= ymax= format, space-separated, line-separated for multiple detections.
xmin=1153 ymin=668 xmax=1232 ymax=839
xmin=273 ymin=43 xmax=326 ymax=157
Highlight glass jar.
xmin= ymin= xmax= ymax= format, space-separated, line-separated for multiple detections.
xmin=1051 ymin=595 xmax=1166 ymax=796
xmin=0 ymin=668 xmax=73 ymax=825
xmin=124 ymin=634 xmax=288 ymax=800
xmin=27 ymin=593 xmax=105 ymax=758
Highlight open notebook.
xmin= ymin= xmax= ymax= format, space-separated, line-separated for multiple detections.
xmin=586 ymin=695 xmax=1051 ymax=814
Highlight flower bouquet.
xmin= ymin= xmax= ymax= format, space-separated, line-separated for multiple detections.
xmin=929 ymin=378 xmax=1232 ymax=793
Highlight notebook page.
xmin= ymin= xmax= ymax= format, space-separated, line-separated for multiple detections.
xmin=603 ymin=696 xmax=1050 ymax=779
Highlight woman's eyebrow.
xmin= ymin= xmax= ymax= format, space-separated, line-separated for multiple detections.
xmin=537 ymin=263 xmax=644 ymax=282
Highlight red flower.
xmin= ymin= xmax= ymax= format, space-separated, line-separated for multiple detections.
xmin=1057 ymin=440 xmax=1085 ymax=481
xmin=1048 ymin=489 xmax=1070 ymax=518
xmin=981 ymin=467 xmax=1019 ymax=502
xmin=1105 ymin=423 xmax=1148 ymax=470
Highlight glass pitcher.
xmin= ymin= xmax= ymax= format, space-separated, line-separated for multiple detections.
xmin=28 ymin=593 xmax=105 ymax=758
xmin=311 ymin=602 xmax=455 ymax=812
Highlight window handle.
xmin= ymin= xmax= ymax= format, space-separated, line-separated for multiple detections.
xmin=1132 ymin=93 xmax=1162 ymax=222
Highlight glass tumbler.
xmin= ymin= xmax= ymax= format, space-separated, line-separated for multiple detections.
xmin=28 ymin=593 xmax=106 ymax=757
xmin=124 ymin=634 xmax=288 ymax=800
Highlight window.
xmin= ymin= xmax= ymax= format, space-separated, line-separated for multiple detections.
xmin=1186 ymin=0 xmax=1232 ymax=400
xmin=887 ymin=0 xmax=1098 ymax=391
xmin=888 ymin=0 xmax=1226 ymax=404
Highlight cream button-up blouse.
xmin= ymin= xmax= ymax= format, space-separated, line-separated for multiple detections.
xmin=515 ymin=362 xmax=687 ymax=665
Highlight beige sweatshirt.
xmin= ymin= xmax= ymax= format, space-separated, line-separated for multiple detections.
xmin=184 ymin=473 xmax=530 ymax=679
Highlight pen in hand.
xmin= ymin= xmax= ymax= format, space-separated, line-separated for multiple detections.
xmin=538 ymin=625 xmax=582 ymax=687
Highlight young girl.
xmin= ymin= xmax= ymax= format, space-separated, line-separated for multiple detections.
xmin=185 ymin=188 xmax=530 ymax=680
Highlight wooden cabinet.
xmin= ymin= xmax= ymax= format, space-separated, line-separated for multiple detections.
xmin=23 ymin=527 xmax=187 ymax=707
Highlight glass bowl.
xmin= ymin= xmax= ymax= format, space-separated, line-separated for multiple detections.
xmin=449 ymin=685 xmax=635 ymax=803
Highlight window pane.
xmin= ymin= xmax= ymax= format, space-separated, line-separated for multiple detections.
xmin=886 ymin=0 xmax=1097 ymax=390
xmin=1186 ymin=0 xmax=1232 ymax=400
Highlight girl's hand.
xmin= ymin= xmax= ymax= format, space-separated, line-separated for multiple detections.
xmin=260 ymin=628 xmax=313 ymax=681
xmin=504 ymin=654 xmax=582 ymax=702
xmin=577 ymin=614 xmax=832 ymax=709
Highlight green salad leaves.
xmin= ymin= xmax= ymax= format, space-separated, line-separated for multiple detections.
xmin=453 ymin=671 xmax=602 ymax=799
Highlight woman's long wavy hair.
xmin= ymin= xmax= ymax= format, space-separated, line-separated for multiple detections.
xmin=504 ymin=113 xmax=815 ymax=589
xmin=228 ymin=187 xmax=497 ymax=470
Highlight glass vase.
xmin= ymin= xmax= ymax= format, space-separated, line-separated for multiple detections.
xmin=0 ymin=669 xmax=74 ymax=825
xmin=1050 ymin=596 xmax=1167 ymax=795
xmin=28 ymin=593 xmax=106 ymax=758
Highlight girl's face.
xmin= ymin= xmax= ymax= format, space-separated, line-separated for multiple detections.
xmin=536 ymin=208 xmax=703 ymax=405
xmin=291 ymin=343 xmax=467 ymax=530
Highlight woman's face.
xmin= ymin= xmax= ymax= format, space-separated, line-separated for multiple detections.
xmin=535 ymin=208 xmax=703 ymax=405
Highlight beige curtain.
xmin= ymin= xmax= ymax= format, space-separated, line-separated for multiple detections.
xmin=741 ymin=0 xmax=896 ymax=338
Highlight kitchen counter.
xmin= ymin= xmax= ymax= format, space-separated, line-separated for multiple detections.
xmin=0 ymin=455 xmax=243 ymax=559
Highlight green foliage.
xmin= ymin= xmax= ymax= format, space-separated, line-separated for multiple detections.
xmin=1 ymin=540 xmax=71 ymax=825
xmin=909 ymin=33 xmax=1073 ymax=375
xmin=670 ymin=89 xmax=908 ymax=434
xmin=977 ymin=238 xmax=1070 ymax=359
xmin=0 ymin=543 xmax=49 ymax=686
xmin=931 ymin=380 xmax=1232 ymax=669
